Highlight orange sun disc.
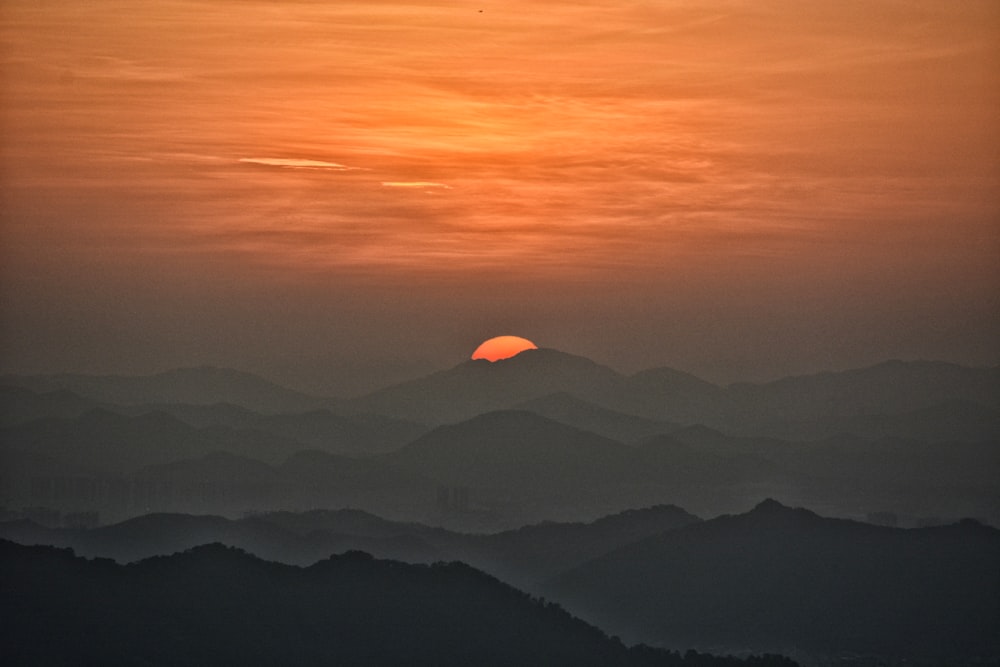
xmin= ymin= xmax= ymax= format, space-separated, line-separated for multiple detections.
xmin=471 ymin=335 xmax=538 ymax=362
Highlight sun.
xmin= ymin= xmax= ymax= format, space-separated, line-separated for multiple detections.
xmin=471 ymin=336 xmax=538 ymax=362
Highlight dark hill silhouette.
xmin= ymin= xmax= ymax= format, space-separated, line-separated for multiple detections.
xmin=0 ymin=504 xmax=700 ymax=588
xmin=0 ymin=511 xmax=446 ymax=566
xmin=545 ymin=499 xmax=1000 ymax=663
xmin=107 ymin=403 xmax=429 ymax=454
xmin=514 ymin=391 xmax=680 ymax=443
xmin=6 ymin=405 xmax=997 ymax=527
xmin=663 ymin=424 xmax=795 ymax=459
xmin=383 ymin=410 xmax=674 ymax=521
xmin=352 ymin=348 xmax=627 ymax=423
xmin=2 ymin=409 xmax=218 ymax=473
xmin=633 ymin=435 xmax=801 ymax=519
xmin=749 ymin=399 xmax=1000 ymax=442
xmin=466 ymin=504 xmax=700 ymax=587
xmin=0 ymin=385 xmax=100 ymax=425
xmin=0 ymin=539 xmax=799 ymax=667
xmin=722 ymin=360 xmax=1000 ymax=431
xmin=130 ymin=449 xmax=437 ymax=520
xmin=248 ymin=409 xmax=428 ymax=454
xmin=113 ymin=400 xmax=263 ymax=428
xmin=613 ymin=366 xmax=728 ymax=424
xmin=638 ymin=435 xmax=791 ymax=486
xmin=386 ymin=410 xmax=637 ymax=489
xmin=1 ymin=366 xmax=329 ymax=413
xmin=0 ymin=409 xmax=309 ymax=472
xmin=276 ymin=449 xmax=437 ymax=516
xmin=349 ymin=354 xmax=999 ymax=441
xmin=7 ymin=358 xmax=995 ymax=438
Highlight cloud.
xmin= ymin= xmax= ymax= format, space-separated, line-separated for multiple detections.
xmin=239 ymin=158 xmax=358 ymax=171
xmin=380 ymin=181 xmax=452 ymax=189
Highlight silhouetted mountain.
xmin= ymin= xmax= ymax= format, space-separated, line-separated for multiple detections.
xmin=0 ymin=409 xmax=307 ymax=473
xmin=387 ymin=410 xmax=635 ymax=489
xmin=249 ymin=409 xmax=428 ymax=454
xmin=384 ymin=410 xmax=672 ymax=521
xmin=2 ymin=409 xmax=214 ymax=474
xmin=353 ymin=349 xmax=627 ymax=423
xmin=113 ymin=400 xmax=263 ymax=428
xmin=105 ymin=402 xmax=429 ymax=454
xmin=276 ymin=449 xmax=437 ymax=516
xmin=1 ymin=366 xmax=328 ymax=413
xmin=465 ymin=504 xmax=700 ymax=587
xmin=751 ymin=399 xmax=1000 ymax=442
xmin=350 ymin=354 xmax=999 ymax=444
xmin=664 ymin=424 xmax=795 ymax=459
xmin=546 ymin=500 xmax=1000 ymax=664
xmin=722 ymin=360 xmax=1000 ymax=431
xmin=0 ymin=385 xmax=101 ymax=426
xmin=0 ymin=511 xmax=445 ymax=566
xmin=128 ymin=449 xmax=437 ymax=520
xmin=0 ymin=504 xmax=700 ymax=588
xmin=0 ymin=539 xmax=799 ymax=667
xmin=256 ymin=508 xmax=458 ymax=545
xmin=0 ymin=450 xmax=104 ymax=509
xmin=514 ymin=392 xmax=680 ymax=443
xmin=614 ymin=367 xmax=728 ymax=424
xmin=765 ymin=434 xmax=1000 ymax=522
xmin=638 ymin=435 xmax=791 ymax=487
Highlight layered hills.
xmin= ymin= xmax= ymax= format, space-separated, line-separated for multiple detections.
xmin=0 ymin=503 xmax=699 ymax=587
xmin=0 ymin=539 xmax=798 ymax=667
xmin=2 ymin=351 xmax=998 ymax=526
xmin=4 ymin=500 xmax=995 ymax=665
xmin=546 ymin=499 xmax=1000 ymax=662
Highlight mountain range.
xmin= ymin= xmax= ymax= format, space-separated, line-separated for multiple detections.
xmin=0 ymin=503 xmax=699 ymax=588
xmin=545 ymin=499 xmax=1000 ymax=662
xmin=0 ymin=538 xmax=799 ymax=667
xmin=6 ymin=353 xmax=997 ymax=439
xmin=3 ymin=500 xmax=995 ymax=665
xmin=2 ymin=351 xmax=998 ymax=527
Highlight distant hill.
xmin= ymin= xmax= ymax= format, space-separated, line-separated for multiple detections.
xmin=612 ymin=366 xmax=728 ymax=425
xmin=247 ymin=409 xmax=428 ymax=454
xmin=7 ymin=357 xmax=996 ymax=438
xmin=383 ymin=410 xmax=675 ymax=521
xmin=514 ymin=392 xmax=680 ymax=443
xmin=0 ymin=504 xmax=701 ymax=588
xmin=0 ymin=539 xmax=799 ymax=667
xmin=0 ymin=385 xmax=101 ymax=426
xmin=132 ymin=449 xmax=438 ymax=521
xmin=545 ymin=499 xmax=1000 ymax=663
xmin=0 ymin=409 xmax=308 ymax=473
xmin=465 ymin=504 xmax=700 ymax=587
xmin=1 ymin=366 xmax=328 ymax=413
xmin=0 ymin=403 xmax=425 ymax=476
xmin=7 ymin=403 xmax=995 ymax=527
xmin=386 ymin=410 xmax=639 ymax=490
xmin=352 ymin=349 xmax=627 ymax=423
xmin=108 ymin=403 xmax=428 ymax=454
xmin=721 ymin=360 xmax=1000 ymax=431
xmin=748 ymin=399 xmax=1000 ymax=442
xmin=0 ymin=511 xmax=446 ymax=567
xmin=349 ymin=353 xmax=1000 ymax=441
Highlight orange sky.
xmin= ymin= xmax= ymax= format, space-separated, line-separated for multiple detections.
xmin=1 ymin=1 xmax=998 ymax=393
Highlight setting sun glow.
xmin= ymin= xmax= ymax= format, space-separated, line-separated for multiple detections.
xmin=471 ymin=336 xmax=538 ymax=362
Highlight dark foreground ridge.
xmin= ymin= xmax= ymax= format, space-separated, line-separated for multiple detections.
xmin=547 ymin=499 xmax=1000 ymax=665
xmin=0 ymin=539 xmax=797 ymax=667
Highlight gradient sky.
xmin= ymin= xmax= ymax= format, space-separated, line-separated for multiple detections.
xmin=1 ymin=0 xmax=998 ymax=396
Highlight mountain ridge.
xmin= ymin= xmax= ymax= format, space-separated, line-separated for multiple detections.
xmin=545 ymin=499 xmax=1000 ymax=662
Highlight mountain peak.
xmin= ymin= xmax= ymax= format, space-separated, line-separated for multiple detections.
xmin=752 ymin=498 xmax=788 ymax=513
xmin=742 ymin=498 xmax=823 ymax=525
